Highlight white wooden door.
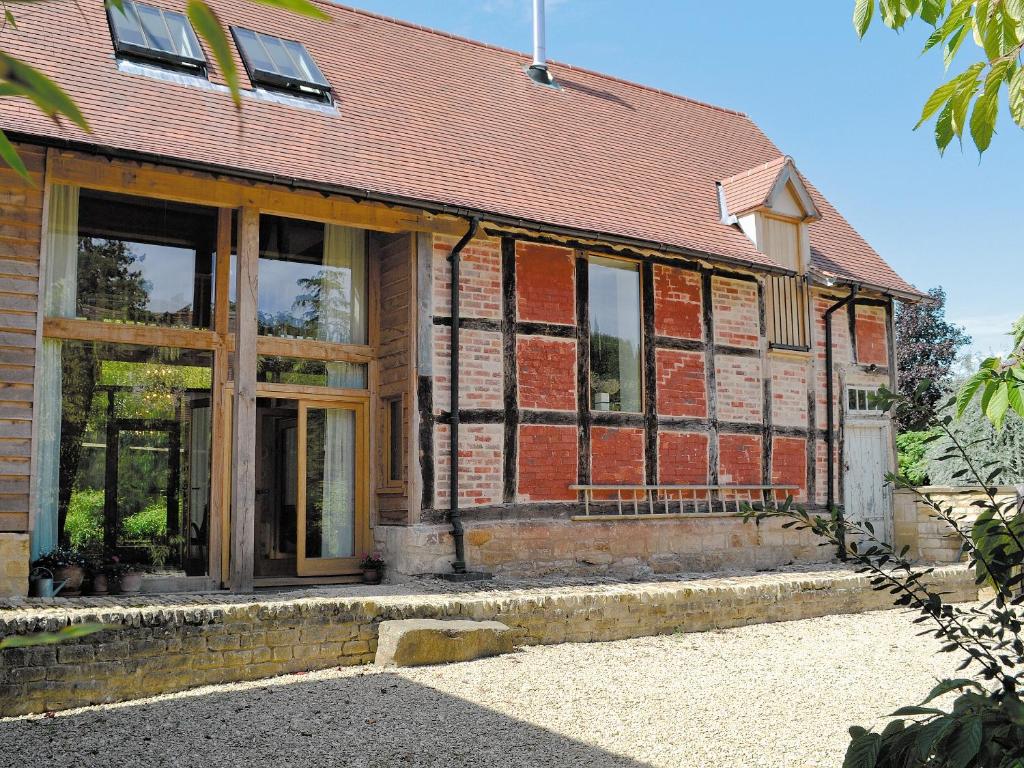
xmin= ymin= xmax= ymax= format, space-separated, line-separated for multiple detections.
xmin=844 ymin=421 xmax=893 ymax=544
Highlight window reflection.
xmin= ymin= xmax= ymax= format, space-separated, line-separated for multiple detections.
xmin=589 ymin=257 xmax=642 ymax=413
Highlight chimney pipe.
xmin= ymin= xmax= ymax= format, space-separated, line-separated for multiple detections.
xmin=527 ymin=0 xmax=555 ymax=85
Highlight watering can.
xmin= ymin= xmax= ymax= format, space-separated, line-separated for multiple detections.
xmin=28 ymin=567 xmax=67 ymax=598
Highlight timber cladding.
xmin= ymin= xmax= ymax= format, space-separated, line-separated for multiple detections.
xmin=0 ymin=144 xmax=44 ymax=534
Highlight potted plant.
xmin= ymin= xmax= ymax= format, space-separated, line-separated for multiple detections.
xmin=359 ymin=552 xmax=385 ymax=584
xmin=32 ymin=547 xmax=87 ymax=596
xmin=85 ymin=552 xmax=109 ymax=595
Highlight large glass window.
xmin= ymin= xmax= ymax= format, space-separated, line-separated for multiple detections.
xmin=588 ymin=257 xmax=642 ymax=413
xmin=253 ymin=215 xmax=367 ymax=345
xmin=36 ymin=341 xmax=213 ymax=575
xmin=46 ymin=188 xmax=217 ymax=328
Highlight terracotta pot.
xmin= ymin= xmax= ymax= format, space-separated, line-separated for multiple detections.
xmin=118 ymin=570 xmax=144 ymax=594
xmin=361 ymin=567 xmax=382 ymax=585
xmin=90 ymin=572 xmax=109 ymax=595
xmin=53 ymin=565 xmax=85 ymax=596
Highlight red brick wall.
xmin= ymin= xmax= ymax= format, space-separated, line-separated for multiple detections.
xmin=516 ymin=242 xmax=575 ymax=325
xmin=771 ymin=436 xmax=807 ymax=501
xmin=653 ymin=264 xmax=702 ymax=340
xmin=434 ymin=423 xmax=503 ymax=508
xmin=591 ymin=426 xmax=645 ymax=487
xmin=770 ymin=357 xmax=808 ymax=428
xmin=719 ymin=434 xmax=763 ymax=484
xmin=855 ymin=306 xmax=888 ymax=366
xmin=715 ymin=355 xmax=762 ymax=424
xmin=517 ymin=336 xmax=576 ymax=411
xmin=432 ymin=235 xmax=502 ymax=320
xmin=517 ymin=425 xmax=578 ymax=501
xmin=712 ymin=277 xmax=759 ymax=348
xmin=432 ymin=326 xmax=503 ymax=413
xmin=655 ymin=348 xmax=706 ymax=417
xmin=658 ymin=431 xmax=709 ymax=484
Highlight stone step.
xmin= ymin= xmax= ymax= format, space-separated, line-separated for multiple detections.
xmin=374 ymin=618 xmax=514 ymax=667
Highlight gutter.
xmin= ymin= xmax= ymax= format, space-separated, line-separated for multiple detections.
xmin=824 ymin=285 xmax=858 ymax=560
xmin=447 ymin=216 xmax=480 ymax=574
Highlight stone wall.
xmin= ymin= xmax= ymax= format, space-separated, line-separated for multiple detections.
xmin=893 ymin=486 xmax=1021 ymax=563
xmin=0 ymin=565 xmax=978 ymax=716
xmin=378 ymin=514 xmax=827 ymax=579
xmin=0 ymin=533 xmax=29 ymax=597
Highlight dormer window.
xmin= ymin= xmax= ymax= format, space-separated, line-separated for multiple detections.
xmin=107 ymin=0 xmax=207 ymax=73
xmin=231 ymin=27 xmax=331 ymax=102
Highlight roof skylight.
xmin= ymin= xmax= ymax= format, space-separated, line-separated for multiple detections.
xmin=231 ymin=27 xmax=331 ymax=100
xmin=107 ymin=0 xmax=207 ymax=72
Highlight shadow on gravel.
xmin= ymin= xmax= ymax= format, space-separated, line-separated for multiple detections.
xmin=0 ymin=669 xmax=653 ymax=768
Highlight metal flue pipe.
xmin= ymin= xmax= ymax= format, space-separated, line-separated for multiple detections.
xmin=527 ymin=0 xmax=554 ymax=85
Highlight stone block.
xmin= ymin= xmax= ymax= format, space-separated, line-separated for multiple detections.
xmin=374 ymin=619 xmax=514 ymax=667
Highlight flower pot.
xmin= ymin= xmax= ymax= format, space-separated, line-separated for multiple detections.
xmin=90 ymin=572 xmax=109 ymax=595
xmin=118 ymin=570 xmax=144 ymax=594
xmin=53 ymin=565 xmax=85 ymax=596
xmin=361 ymin=568 xmax=382 ymax=585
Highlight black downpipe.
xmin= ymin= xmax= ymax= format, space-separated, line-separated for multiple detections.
xmin=825 ymin=285 xmax=858 ymax=560
xmin=448 ymin=217 xmax=480 ymax=574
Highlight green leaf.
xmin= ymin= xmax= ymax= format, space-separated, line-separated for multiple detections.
xmin=844 ymin=731 xmax=881 ymax=768
xmin=935 ymin=99 xmax=955 ymax=151
xmin=0 ymin=622 xmax=112 ymax=648
xmin=1007 ymin=378 xmax=1024 ymax=418
xmin=956 ymin=371 xmax=987 ymax=417
xmin=0 ymin=129 xmax=30 ymax=182
xmin=921 ymin=0 xmax=947 ymax=25
xmin=920 ymin=678 xmax=981 ymax=704
xmin=945 ymin=716 xmax=983 ymax=768
xmin=943 ymin=24 xmax=966 ymax=69
xmin=984 ymin=379 xmax=1010 ymax=428
xmin=916 ymin=76 xmax=960 ymax=128
xmin=4 ymin=8 xmax=17 ymax=30
xmin=1008 ymin=0 xmax=1024 ymax=21
xmin=0 ymin=53 xmax=88 ymax=131
xmin=185 ymin=0 xmax=241 ymax=107
xmin=890 ymin=705 xmax=945 ymax=716
xmin=969 ymin=72 xmax=1001 ymax=153
xmin=854 ymin=0 xmax=875 ymax=37
xmin=1009 ymin=65 xmax=1024 ymax=128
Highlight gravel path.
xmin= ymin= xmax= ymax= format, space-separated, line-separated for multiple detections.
xmin=1 ymin=607 xmax=961 ymax=768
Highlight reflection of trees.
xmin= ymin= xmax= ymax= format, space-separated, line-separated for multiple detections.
xmin=590 ymin=330 xmax=640 ymax=411
xmin=58 ymin=343 xmax=99 ymax=542
xmin=77 ymin=238 xmax=152 ymax=323
xmin=258 ymin=268 xmax=352 ymax=342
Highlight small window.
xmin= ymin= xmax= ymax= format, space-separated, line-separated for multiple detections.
xmin=107 ymin=0 xmax=207 ymax=72
xmin=384 ymin=396 xmax=404 ymax=486
xmin=847 ymin=387 xmax=881 ymax=414
xmin=588 ymin=256 xmax=642 ymax=413
xmin=766 ymin=275 xmax=810 ymax=350
xmin=231 ymin=27 xmax=331 ymax=100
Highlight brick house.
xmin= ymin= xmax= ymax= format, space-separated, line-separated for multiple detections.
xmin=0 ymin=0 xmax=922 ymax=595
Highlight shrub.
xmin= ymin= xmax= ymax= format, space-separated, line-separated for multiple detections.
xmin=121 ymin=498 xmax=168 ymax=541
xmin=895 ymin=430 xmax=936 ymax=486
xmin=64 ymin=488 xmax=104 ymax=548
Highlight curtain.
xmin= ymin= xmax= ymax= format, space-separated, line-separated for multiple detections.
xmin=33 ymin=185 xmax=80 ymax=559
xmin=187 ymin=400 xmax=211 ymax=561
xmin=316 ymin=224 xmax=365 ymax=558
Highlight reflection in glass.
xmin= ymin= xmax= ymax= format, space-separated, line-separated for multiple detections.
xmin=44 ymin=186 xmax=217 ymax=328
xmin=35 ymin=340 xmax=212 ymax=573
xmin=304 ymin=407 xmax=355 ymax=560
xmin=255 ymin=216 xmax=367 ymax=344
xmin=589 ymin=257 xmax=642 ymax=413
xmin=257 ymin=356 xmax=367 ymax=388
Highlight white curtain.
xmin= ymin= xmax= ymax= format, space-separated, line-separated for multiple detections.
xmin=188 ymin=400 xmax=211 ymax=559
xmin=33 ymin=185 xmax=80 ymax=559
xmin=315 ymin=224 xmax=365 ymax=558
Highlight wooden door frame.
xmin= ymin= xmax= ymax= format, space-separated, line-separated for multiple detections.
xmin=219 ymin=385 xmax=370 ymax=584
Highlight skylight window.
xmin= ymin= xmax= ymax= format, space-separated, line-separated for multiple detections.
xmin=107 ymin=0 xmax=207 ymax=72
xmin=231 ymin=27 xmax=331 ymax=100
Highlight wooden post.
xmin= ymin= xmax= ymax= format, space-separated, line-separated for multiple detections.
xmin=230 ymin=207 xmax=258 ymax=592
xmin=207 ymin=207 xmax=232 ymax=585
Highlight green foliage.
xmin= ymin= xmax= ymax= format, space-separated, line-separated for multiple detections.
xmin=0 ymin=623 xmax=111 ymax=649
xmin=853 ymin=1 xmax=1024 ymax=155
xmin=121 ymin=498 xmax=168 ymax=541
xmin=64 ymin=488 xmax=104 ymax=548
xmin=32 ymin=546 xmax=87 ymax=570
xmin=896 ymin=429 xmax=937 ymax=485
xmin=926 ymin=390 xmax=1024 ymax=485
xmin=957 ymin=316 xmax=1024 ymax=429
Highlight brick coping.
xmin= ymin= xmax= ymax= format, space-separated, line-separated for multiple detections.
xmin=0 ymin=563 xmax=972 ymax=637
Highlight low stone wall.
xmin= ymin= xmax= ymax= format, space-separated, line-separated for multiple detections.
xmin=377 ymin=514 xmax=828 ymax=579
xmin=0 ymin=565 xmax=977 ymax=716
xmin=894 ymin=486 xmax=1021 ymax=563
xmin=0 ymin=534 xmax=28 ymax=597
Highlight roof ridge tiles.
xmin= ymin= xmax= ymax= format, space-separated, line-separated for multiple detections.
xmin=326 ymin=1 xmax=750 ymax=119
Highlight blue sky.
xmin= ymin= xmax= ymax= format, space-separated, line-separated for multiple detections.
xmin=351 ymin=0 xmax=1021 ymax=357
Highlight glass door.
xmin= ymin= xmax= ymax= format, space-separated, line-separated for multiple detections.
xmin=297 ymin=399 xmax=368 ymax=576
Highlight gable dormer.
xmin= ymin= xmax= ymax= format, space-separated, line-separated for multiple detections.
xmin=717 ymin=156 xmax=820 ymax=273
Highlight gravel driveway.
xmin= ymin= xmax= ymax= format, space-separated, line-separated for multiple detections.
xmin=1 ymin=607 xmax=963 ymax=768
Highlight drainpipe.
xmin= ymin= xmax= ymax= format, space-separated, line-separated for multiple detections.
xmin=448 ymin=217 xmax=480 ymax=574
xmin=824 ymin=285 xmax=858 ymax=559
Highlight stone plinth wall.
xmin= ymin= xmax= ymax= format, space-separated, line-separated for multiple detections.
xmin=894 ymin=486 xmax=1021 ymax=563
xmin=0 ymin=565 xmax=977 ymax=716
xmin=377 ymin=514 xmax=829 ymax=579
xmin=0 ymin=534 xmax=29 ymax=597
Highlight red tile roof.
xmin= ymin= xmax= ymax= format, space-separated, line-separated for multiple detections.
xmin=0 ymin=0 xmax=922 ymax=297
xmin=720 ymin=156 xmax=791 ymax=217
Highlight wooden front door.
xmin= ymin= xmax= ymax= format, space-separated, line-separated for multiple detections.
xmin=844 ymin=420 xmax=893 ymax=544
